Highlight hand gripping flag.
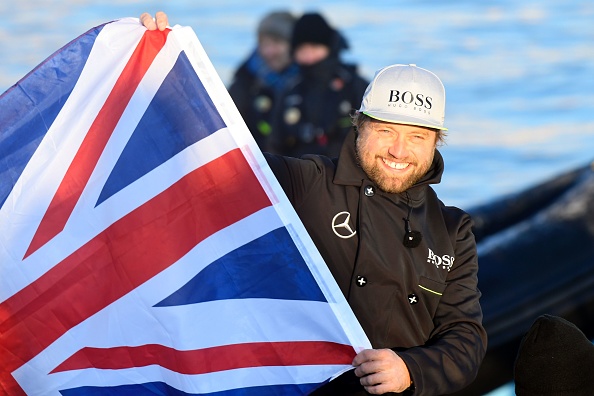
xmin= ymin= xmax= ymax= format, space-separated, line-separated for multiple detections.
xmin=0 ymin=18 xmax=371 ymax=395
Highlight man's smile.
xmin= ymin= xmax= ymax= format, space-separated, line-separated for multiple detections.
xmin=382 ymin=158 xmax=410 ymax=170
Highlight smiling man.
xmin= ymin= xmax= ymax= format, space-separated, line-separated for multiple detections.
xmin=142 ymin=14 xmax=486 ymax=395
xmin=268 ymin=64 xmax=487 ymax=395
xmin=355 ymin=121 xmax=437 ymax=194
xmin=352 ymin=64 xmax=447 ymax=195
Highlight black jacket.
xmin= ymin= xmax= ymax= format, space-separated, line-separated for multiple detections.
xmin=228 ymin=52 xmax=298 ymax=152
xmin=265 ymin=129 xmax=487 ymax=395
xmin=271 ymin=58 xmax=368 ymax=158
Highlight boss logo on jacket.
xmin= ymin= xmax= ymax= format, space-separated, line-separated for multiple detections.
xmin=427 ymin=248 xmax=455 ymax=272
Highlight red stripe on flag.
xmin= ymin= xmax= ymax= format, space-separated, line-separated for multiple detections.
xmin=0 ymin=148 xmax=271 ymax=395
xmin=24 ymin=29 xmax=171 ymax=259
xmin=51 ymin=341 xmax=356 ymax=374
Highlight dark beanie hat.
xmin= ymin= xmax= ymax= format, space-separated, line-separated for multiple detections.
xmin=514 ymin=314 xmax=594 ymax=395
xmin=291 ymin=12 xmax=337 ymax=51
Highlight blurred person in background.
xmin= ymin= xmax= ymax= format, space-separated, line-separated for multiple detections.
xmin=271 ymin=12 xmax=369 ymax=158
xmin=228 ymin=11 xmax=299 ymax=151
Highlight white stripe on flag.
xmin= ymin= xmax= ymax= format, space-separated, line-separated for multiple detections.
xmin=19 ymin=363 xmax=349 ymax=395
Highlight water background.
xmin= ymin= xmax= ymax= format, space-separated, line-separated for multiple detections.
xmin=2 ymin=1 xmax=594 ymax=394
xmin=3 ymin=0 xmax=594 ymax=211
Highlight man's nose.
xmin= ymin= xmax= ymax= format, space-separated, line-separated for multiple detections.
xmin=387 ymin=136 xmax=409 ymax=158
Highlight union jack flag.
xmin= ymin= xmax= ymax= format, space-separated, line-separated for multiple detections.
xmin=0 ymin=18 xmax=370 ymax=395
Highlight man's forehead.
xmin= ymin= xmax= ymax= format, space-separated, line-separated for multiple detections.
xmin=368 ymin=120 xmax=437 ymax=134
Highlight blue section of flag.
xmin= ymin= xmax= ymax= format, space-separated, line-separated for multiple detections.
xmin=96 ymin=51 xmax=226 ymax=205
xmin=59 ymin=381 xmax=322 ymax=396
xmin=0 ymin=24 xmax=106 ymax=209
xmin=155 ymin=227 xmax=327 ymax=306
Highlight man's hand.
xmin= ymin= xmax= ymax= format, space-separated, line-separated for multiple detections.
xmin=352 ymin=349 xmax=412 ymax=394
xmin=139 ymin=11 xmax=169 ymax=31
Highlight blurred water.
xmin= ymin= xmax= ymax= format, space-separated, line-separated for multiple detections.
xmin=2 ymin=2 xmax=594 ymax=394
xmin=2 ymin=0 xmax=593 ymax=211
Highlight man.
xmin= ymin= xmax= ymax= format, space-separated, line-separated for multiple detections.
xmin=228 ymin=11 xmax=299 ymax=152
xmin=270 ymin=12 xmax=369 ymax=158
xmin=141 ymin=12 xmax=487 ymax=395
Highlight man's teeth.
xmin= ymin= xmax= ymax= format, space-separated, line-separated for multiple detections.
xmin=383 ymin=158 xmax=409 ymax=170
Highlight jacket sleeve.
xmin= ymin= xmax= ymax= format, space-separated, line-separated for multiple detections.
xmin=263 ymin=153 xmax=325 ymax=207
xmin=227 ymin=64 xmax=251 ymax=117
xmin=396 ymin=213 xmax=487 ymax=396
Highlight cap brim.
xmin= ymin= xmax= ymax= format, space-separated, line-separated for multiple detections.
xmin=362 ymin=111 xmax=448 ymax=131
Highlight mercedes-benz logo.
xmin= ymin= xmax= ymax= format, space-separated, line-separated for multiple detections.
xmin=332 ymin=211 xmax=357 ymax=239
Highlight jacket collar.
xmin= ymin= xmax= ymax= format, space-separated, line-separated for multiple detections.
xmin=333 ymin=128 xmax=444 ymax=206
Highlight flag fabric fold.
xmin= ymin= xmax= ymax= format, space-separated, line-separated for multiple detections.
xmin=0 ymin=18 xmax=371 ymax=396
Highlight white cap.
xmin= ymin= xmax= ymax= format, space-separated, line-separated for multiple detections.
xmin=359 ymin=64 xmax=447 ymax=131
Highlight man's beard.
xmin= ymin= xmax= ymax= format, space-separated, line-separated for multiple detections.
xmin=355 ymin=138 xmax=433 ymax=194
